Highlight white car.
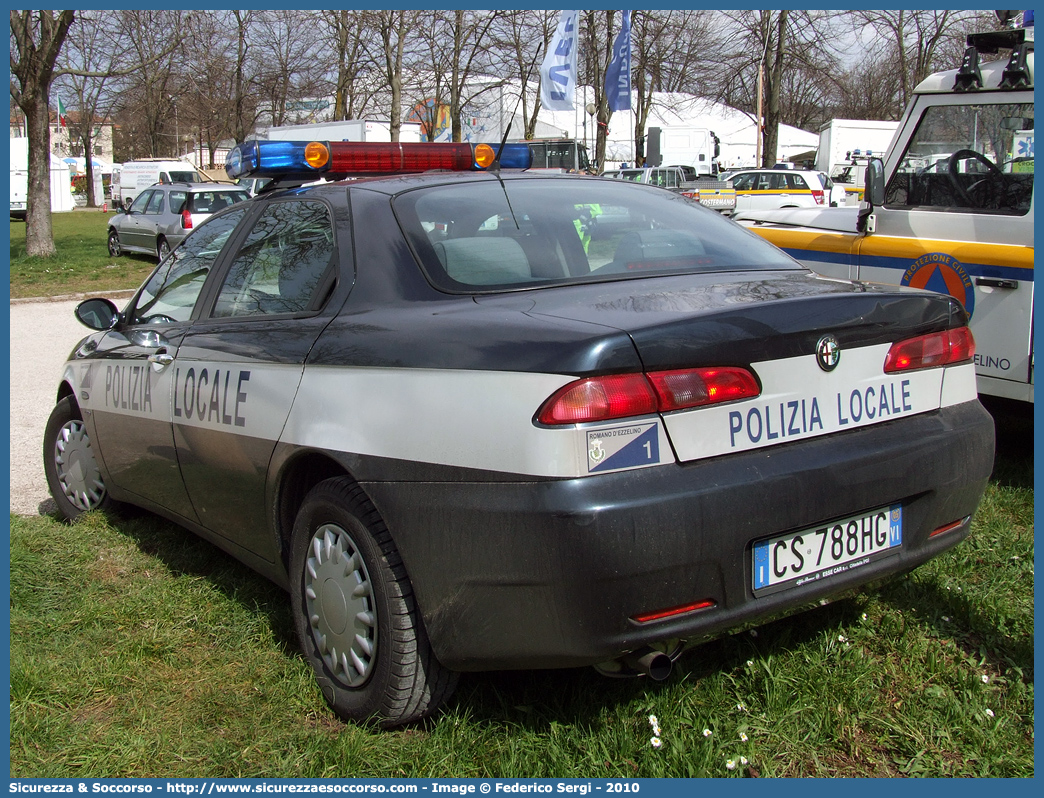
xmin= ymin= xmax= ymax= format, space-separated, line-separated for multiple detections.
xmin=727 ymin=169 xmax=843 ymax=212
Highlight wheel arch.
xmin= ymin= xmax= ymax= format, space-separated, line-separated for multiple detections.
xmin=274 ymin=450 xmax=359 ymax=568
xmin=55 ymin=379 xmax=76 ymax=405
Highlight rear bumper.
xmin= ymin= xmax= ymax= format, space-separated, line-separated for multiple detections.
xmin=363 ymin=400 xmax=994 ymax=671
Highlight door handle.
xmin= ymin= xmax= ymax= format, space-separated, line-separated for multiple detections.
xmin=975 ymin=277 xmax=1018 ymax=290
xmin=148 ymin=352 xmax=174 ymax=372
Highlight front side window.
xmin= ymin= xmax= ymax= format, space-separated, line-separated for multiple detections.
xmin=129 ymin=190 xmax=152 ymax=214
xmin=396 ymin=177 xmax=798 ymax=293
xmin=731 ymin=173 xmax=755 ymax=190
xmin=212 ymin=200 xmax=335 ymax=317
xmin=885 ymin=102 xmax=1033 ymax=215
xmin=130 ymin=207 xmax=248 ymax=324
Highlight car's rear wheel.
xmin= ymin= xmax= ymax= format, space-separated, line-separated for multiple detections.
xmin=289 ymin=477 xmax=458 ymax=727
xmin=157 ymin=237 xmax=171 ymax=261
xmin=107 ymin=229 xmax=122 ymax=257
xmin=43 ymin=395 xmax=111 ymax=520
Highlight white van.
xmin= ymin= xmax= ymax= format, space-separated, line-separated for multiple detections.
xmin=115 ymin=159 xmax=201 ymax=208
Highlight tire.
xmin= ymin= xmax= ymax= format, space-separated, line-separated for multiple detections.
xmin=157 ymin=237 xmax=171 ymax=262
xmin=43 ymin=395 xmax=112 ymax=520
xmin=289 ymin=477 xmax=458 ymax=727
xmin=107 ymin=229 xmax=122 ymax=257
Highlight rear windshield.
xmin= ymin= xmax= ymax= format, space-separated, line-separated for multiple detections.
xmin=185 ymin=190 xmax=249 ymax=214
xmin=395 ymin=177 xmax=799 ymax=292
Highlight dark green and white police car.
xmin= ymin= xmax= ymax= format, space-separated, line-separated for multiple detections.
xmin=45 ymin=138 xmax=994 ymax=727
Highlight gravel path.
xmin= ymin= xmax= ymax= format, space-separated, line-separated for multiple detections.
xmin=9 ymin=296 xmax=127 ymax=516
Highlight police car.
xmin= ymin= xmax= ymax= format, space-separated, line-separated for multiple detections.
xmin=44 ymin=138 xmax=995 ymax=727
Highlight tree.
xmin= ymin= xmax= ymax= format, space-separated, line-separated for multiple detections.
xmin=853 ymin=10 xmax=964 ymax=110
xmin=579 ymin=10 xmax=621 ymax=169
xmin=116 ymin=10 xmax=187 ymax=157
xmin=711 ymin=10 xmax=840 ymax=166
xmin=369 ymin=10 xmax=409 ymax=141
xmin=630 ymin=10 xmax=718 ymax=166
xmin=320 ymin=10 xmax=375 ymax=121
xmin=490 ymin=10 xmax=557 ymax=140
xmin=57 ymin=10 xmax=126 ymax=206
xmin=10 ymin=10 xmax=75 ymax=256
xmin=253 ymin=10 xmax=325 ymax=128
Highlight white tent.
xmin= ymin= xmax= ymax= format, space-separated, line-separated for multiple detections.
xmin=536 ymin=88 xmax=818 ymax=170
xmin=10 ymin=137 xmax=74 ymax=213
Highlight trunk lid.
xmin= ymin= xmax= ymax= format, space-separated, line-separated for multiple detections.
xmin=499 ymin=270 xmax=970 ymax=463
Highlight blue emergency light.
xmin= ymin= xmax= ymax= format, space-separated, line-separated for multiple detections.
xmin=225 ymin=139 xmax=533 ymax=182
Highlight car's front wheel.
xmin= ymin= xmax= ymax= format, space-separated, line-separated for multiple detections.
xmin=43 ymin=395 xmax=111 ymax=520
xmin=107 ymin=229 xmax=122 ymax=257
xmin=289 ymin=477 xmax=458 ymax=727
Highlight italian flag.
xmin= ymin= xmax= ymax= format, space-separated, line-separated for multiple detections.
xmin=57 ymin=95 xmax=67 ymax=127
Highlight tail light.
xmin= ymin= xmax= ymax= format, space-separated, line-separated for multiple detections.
xmin=884 ymin=327 xmax=974 ymax=373
xmin=181 ymin=209 xmax=192 ymax=229
xmin=811 ymin=189 xmax=825 ymax=205
xmin=537 ymin=367 xmax=760 ymax=425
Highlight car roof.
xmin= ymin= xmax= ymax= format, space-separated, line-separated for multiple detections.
xmin=269 ymin=169 xmax=596 ymax=199
xmin=150 ymin=181 xmax=249 ymax=192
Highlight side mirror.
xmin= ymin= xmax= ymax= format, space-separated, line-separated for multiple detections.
xmin=864 ymin=158 xmax=885 ymax=205
xmin=857 ymin=158 xmax=886 ymax=233
xmin=75 ymin=297 xmax=120 ymax=331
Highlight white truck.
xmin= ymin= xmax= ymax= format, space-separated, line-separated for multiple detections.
xmin=816 ymin=119 xmax=899 ymax=175
xmin=517 ymin=137 xmax=594 ymax=173
xmin=260 ymin=119 xmax=423 ymax=144
xmin=646 ymin=125 xmax=721 ymax=176
xmin=113 ymin=159 xmax=202 ymax=209
xmin=738 ymin=23 xmax=1035 ymax=404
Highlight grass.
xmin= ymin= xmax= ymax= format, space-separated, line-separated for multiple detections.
xmin=8 ymin=405 xmax=1033 ymax=778
xmin=9 ymin=212 xmax=156 ymax=299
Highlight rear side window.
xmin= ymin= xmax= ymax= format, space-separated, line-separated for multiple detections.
xmin=169 ymin=191 xmax=187 ymax=214
xmin=395 ymin=177 xmax=799 ymax=293
xmin=786 ymin=174 xmax=809 ymax=190
xmin=187 ymin=191 xmax=249 ymax=214
xmin=212 ymin=200 xmax=335 ymax=317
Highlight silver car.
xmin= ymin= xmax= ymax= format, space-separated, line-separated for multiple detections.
xmin=107 ymin=182 xmax=250 ymax=261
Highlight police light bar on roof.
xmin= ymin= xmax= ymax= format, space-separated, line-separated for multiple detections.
xmin=224 ymin=140 xmax=533 ymax=181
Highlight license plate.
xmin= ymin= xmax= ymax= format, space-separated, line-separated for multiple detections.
xmin=752 ymin=504 xmax=902 ymax=594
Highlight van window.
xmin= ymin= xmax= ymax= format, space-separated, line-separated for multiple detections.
xmin=168 ymin=170 xmax=201 ymax=184
xmin=884 ymin=102 xmax=1033 ymax=215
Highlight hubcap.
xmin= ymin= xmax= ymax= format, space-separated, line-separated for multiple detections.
xmin=304 ymin=523 xmax=377 ymax=687
xmin=54 ymin=419 xmax=106 ymax=511
xmin=108 ymin=234 xmax=120 ymax=256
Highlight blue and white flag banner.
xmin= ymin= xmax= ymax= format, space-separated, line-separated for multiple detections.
xmin=540 ymin=9 xmax=579 ymax=111
xmin=605 ymin=10 xmax=633 ymax=112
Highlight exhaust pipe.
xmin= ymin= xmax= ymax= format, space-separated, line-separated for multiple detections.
xmin=623 ymin=648 xmax=673 ymax=681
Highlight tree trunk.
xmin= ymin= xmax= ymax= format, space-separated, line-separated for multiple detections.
xmin=25 ymin=91 xmax=58 ymax=257
xmin=761 ymin=10 xmax=788 ymax=167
